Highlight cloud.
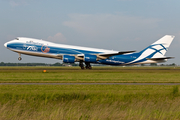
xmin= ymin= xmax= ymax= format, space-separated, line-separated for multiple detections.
xmin=9 ymin=0 xmax=28 ymax=7
xmin=63 ymin=13 xmax=161 ymax=41
xmin=10 ymin=1 xmax=19 ymax=6
xmin=47 ymin=33 xmax=67 ymax=43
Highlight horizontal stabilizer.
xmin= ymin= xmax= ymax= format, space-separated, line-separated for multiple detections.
xmin=146 ymin=57 xmax=174 ymax=61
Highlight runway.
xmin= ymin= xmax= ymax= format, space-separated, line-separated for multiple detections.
xmin=1 ymin=83 xmax=180 ymax=85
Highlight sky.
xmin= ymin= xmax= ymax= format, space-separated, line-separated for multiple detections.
xmin=1 ymin=0 xmax=180 ymax=64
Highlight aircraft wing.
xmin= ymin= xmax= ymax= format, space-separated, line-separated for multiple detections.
xmin=57 ymin=50 xmax=136 ymax=61
xmin=98 ymin=51 xmax=136 ymax=57
xmin=56 ymin=54 xmax=63 ymax=59
xmin=95 ymin=50 xmax=136 ymax=60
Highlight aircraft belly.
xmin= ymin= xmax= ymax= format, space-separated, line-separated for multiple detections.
xmin=9 ymin=48 xmax=62 ymax=59
xmin=98 ymin=59 xmax=124 ymax=65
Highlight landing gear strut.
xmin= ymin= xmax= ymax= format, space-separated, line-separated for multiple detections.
xmin=79 ymin=61 xmax=92 ymax=69
xmin=79 ymin=61 xmax=84 ymax=69
xmin=18 ymin=53 xmax=22 ymax=61
xmin=85 ymin=62 xmax=92 ymax=69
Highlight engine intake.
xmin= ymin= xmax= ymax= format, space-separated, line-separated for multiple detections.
xmin=84 ymin=54 xmax=97 ymax=63
xmin=63 ymin=55 xmax=75 ymax=63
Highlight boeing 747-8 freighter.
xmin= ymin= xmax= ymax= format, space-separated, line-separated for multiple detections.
xmin=4 ymin=35 xmax=174 ymax=69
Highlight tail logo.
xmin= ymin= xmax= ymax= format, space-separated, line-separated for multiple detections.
xmin=41 ymin=45 xmax=50 ymax=53
xmin=127 ymin=44 xmax=167 ymax=64
xmin=147 ymin=44 xmax=167 ymax=55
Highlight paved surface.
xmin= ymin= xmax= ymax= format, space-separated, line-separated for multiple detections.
xmin=0 ymin=83 xmax=180 ymax=85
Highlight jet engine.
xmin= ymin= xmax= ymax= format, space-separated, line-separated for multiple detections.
xmin=84 ymin=54 xmax=97 ymax=62
xmin=63 ymin=55 xmax=75 ymax=63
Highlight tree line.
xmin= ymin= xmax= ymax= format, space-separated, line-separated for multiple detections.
xmin=0 ymin=62 xmax=78 ymax=66
xmin=0 ymin=62 xmax=177 ymax=66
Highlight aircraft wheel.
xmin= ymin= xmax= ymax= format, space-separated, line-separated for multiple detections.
xmin=79 ymin=61 xmax=85 ymax=69
xmin=18 ymin=57 xmax=22 ymax=61
xmin=85 ymin=65 xmax=92 ymax=69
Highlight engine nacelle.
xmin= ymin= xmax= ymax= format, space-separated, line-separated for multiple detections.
xmin=63 ymin=55 xmax=75 ymax=63
xmin=84 ymin=54 xmax=97 ymax=63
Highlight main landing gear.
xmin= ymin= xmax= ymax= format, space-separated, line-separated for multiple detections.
xmin=79 ymin=61 xmax=92 ymax=69
xmin=85 ymin=62 xmax=92 ymax=69
xmin=18 ymin=53 xmax=22 ymax=61
xmin=79 ymin=61 xmax=84 ymax=69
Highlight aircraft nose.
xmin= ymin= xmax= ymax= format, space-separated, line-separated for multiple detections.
xmin=4 ymin=42 xmax=7 ymax=48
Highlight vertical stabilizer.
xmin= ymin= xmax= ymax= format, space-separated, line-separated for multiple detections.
xmin=140 ymin=35 xmax=175 ymax=58
xmin=127 ymin=35 xmax=175 ymax=64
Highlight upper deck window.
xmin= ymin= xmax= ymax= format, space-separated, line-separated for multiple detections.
xmin=15 ymin=38 xmax=19 ymax=40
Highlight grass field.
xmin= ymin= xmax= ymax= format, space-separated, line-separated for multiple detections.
xmin=1 ymin=66 xmax=180 ymax=119
xmin=0 ymin=66 xmax=180 ymax=83
xmin=0 ymin=85 xmax=179 ymax=119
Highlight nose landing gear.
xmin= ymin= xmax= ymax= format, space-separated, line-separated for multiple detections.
xmin=18 ymin=57 xmax=22 ymax=61
xmin=18 ymin=53 xmax=22 ymax=61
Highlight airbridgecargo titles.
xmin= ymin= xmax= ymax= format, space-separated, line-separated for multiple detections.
xmin=4 ymin=35 xmax=175 ymax=69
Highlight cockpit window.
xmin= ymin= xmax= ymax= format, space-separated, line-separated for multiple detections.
xmin=15 ymin=38 xmax=19 ymax=40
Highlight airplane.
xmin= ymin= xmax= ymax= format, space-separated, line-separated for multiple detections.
xmin=4 ymin=35 xmax=174 ymax=69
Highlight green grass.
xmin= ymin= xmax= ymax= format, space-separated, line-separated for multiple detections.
xmin=0 ymin=66 xmax=180 ymax=83
xmin=0 ymin=85 xmax=180 ymax=120
xmin=1 ymin=66 xmax=180 ymax=119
